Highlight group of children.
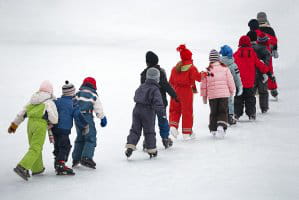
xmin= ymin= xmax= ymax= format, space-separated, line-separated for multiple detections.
xmin=8 ymin=11 xmax=279 ymax=180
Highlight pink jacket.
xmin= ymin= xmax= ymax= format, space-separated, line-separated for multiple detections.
xmin=200 ymin=62 xmax=235 ymax=99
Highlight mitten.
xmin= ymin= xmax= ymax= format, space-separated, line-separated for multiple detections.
xmin=82 ymin=125 xmax=90 ymax=135
xmin=8 ymin=123 xmax=18 ymax=134
xmin=100 ymin=116 xmax=107 ymax=127
xmin=237 ymin=87 xmax=243 ymax=96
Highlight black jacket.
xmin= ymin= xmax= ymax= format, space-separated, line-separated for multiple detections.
xmin=141 ymin=65 xmax=177 ymax=107
xmin=252 ymin=43 xmax=271 ymax=80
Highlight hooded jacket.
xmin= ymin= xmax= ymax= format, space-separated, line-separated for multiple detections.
xmin=220 ymin=56 xmax=243 ymax=90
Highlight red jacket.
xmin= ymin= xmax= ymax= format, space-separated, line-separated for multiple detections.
xmin=233 ymin=47 xmax=269 ymax=88
xmin=255 ymin=29 xmax=277 ymax=52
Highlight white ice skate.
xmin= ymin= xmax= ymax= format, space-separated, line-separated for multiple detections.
xmin=170 ymin=127 xmax=179 ymax=139
xmin=210 ymin=131 xmax=216 ymax=137
xmin=183 ymin=132 xmax=196 ymax=140
xmin=216 ymin=126 xmax=226 ymax=138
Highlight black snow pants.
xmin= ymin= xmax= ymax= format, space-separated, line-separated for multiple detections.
xmin=127 ymin=104 xmax=156 ymax=151
xmin=53 ymin=128 xmax=72 ymax=162
xmin=209 ymin=98 xmax=229 ymax=131
xmin=253 ymin=74 xmax=269 ymax=112
xmin=234 ymin=88 xmax=256 ymax=118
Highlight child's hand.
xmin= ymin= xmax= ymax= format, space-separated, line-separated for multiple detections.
xmin=8 ymin=123 xmax=18 ymax=134
xmin=100 ymin=116 xmax=107 ymax=127
xmin=49 ymin=135 xmax=55 ymax=144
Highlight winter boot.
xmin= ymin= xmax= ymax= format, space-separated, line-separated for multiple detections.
xmin=216 ymin=126 xmax=226 ymax=138
xmin=13 ymin=165 xmax=30 ymax=181
xmin=162 ymin=138 xmax=173 ymax=149
xmin=55 ymin=161 xmax=75 ymax=175
xmin=210 ymin=131 xmax=216 ymax=136
xmin=249 ymin=115 xmax=256 ymax=121
xmin=72 ymin=160 xmax=80 ymax=168
xmin=125 ymin=148 xmax=133 ymax=158
xmin=170 ymin=127 xmax=179 ymax=139
xmin=147 ymin=150 xmax=158 ymax=158
xmin=228 ymin=114 xmax=237 ymax=125
xmin=80 ymin=157 xmax=96 ymax=169
xmin=32 ymin=167 xmax=45 ymax=176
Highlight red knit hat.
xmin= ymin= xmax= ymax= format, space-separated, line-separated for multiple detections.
xmin=177 ymin=44 xmax=192 ymax=62
xmin=82 ymin=77 xmax=97 ymax=90
xmin=239 ymin=35 xmax=252 ymax=47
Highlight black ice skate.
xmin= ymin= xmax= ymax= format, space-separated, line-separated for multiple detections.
xmin=162 ymin=138 xmax=173 ymax=149
xmin=249 ymin=115 xmax=256 ymax=121
xmin=228 ymin=114 xmax=237 ymax=125
xmin=148 ymin=151 xmax=158 ymax=158
xmin=32 ymin=167 xmax=45 ymax=176
xmin=13 ymin=165 xmax=30 ymax=181
xmin=125 ymin=148 xmax=133 ymax=158
xmin=55 ymin=161 xmax=75 ymax=175
xmin=72 ymin=160 xmax=80 ymax=168
xmin=80 ymin=157 xmax=96 ymax=169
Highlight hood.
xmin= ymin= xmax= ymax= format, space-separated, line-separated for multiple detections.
xmin=30 ymin=91 xmax=53 ymax=105
xmin=220 ymin=56 xmax=234 ymax=66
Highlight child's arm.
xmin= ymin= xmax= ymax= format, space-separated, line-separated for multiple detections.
xmin=152 ymin=89 xmax=166 ymax=118
xmin=93 ymin=96 xmax=107 ymax=127
xmin=227 ymin=69 xmax=236 ymax=96
xmin=45 ymin=100 xmax=58 ymax=125
xmin=8 ymin=104 xmax=28 ymax=133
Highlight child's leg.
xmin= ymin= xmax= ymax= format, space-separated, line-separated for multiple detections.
xmin=244 ymin=88 xmax=256 ymax=117
xmin=234 ymin=92 xmax=244 ymax=117
xmin=19 ymin=121 xmax=47 ymax=171
xmin=258 ymin=81 xmax=269 ymax=112
xmin=72 ymin=126 xmax=85 ymax=162
xmin=216 ymin=98 xmax=229 ymax=130
xmin=57 ymin=134 xmax=72 ymax=162
xmin=157 ymin=114 xmax=169 ymax=139
xmin=143 ymin=111 xmax=156 ymax=151
xmin=228 ymin=96 xmax=234 ymax=115
xmin=81 ymin=120 xmax=97 ymax=159
xmin=181 ymin=89 xmax=193 ymax=134
xmin=126 ymin=107 xmax=143 ymax=150
xmin=209 ymin=99 xmax=218 ymax=131
xmin=169 ymin=98 xmax=181 ymax=129
xmin=31 ymin=153 xmax=44 ymax=173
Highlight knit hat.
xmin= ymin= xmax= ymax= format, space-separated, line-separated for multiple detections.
xmin=209 ymin=49 xmax=220 ymax=62
xmin=82 ymin=77 xmax=97 ymax=90
xmin=247 ymin=30 xmax=257 ymax=42
xmin=239 ymin=35 xmax=252 ymax=47
xmin=257 ymin=12 xmax=268 ymax=24
xmin=219 ymin=45 xmax=233 ymax=58
xmin=257 ymin=33 xmax=269 ymax=44
xmin=248 ymin=19 xmax=259 ymax=31
xmin=146 ymin=67 xmax=160 ymax=83
xmin=146 ymin=51 xmax=159 ymax=67
xmin=39 ymin=80 xmax=53 ymax=94
xmin=62 ymin=80 xmax=76 ymax=96
xmin=177 ymin=44 xmax=192 ymax=62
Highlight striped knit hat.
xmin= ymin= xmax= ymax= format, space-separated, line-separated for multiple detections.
xmin=209 ymin=49 xmax=220 ymax=62
xmin=62 ymin=80 xmax=76 ymax=96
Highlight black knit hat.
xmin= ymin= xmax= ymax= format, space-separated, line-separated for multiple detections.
xmin=146 ymin=51 xmax=159 ymax=67
xmin=247 ymin=30 xmax=257 ymax=42
xmin=248 ymin=19 xmax=259 ymax=31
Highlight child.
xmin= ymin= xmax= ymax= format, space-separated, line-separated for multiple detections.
xmin=8 ymin=80 xmax=58 ymax=181
xmin=72 ymin=77 xmax=107 ymax=169
xmin=140 ymin=51 xmax=177 ymax=148
xmin=52 ymin=81 xmax=89 ymax=175
xmin=125 ymin=67 xmax=168 ymax=158
xmin=233 ymin=35 xmax=270 ymax=120
xmin=220 ymin=45 xmax=243 ymax=125
xmin=169 ymin=44 xmax=205 ymax=140
xmin=201 ymin=50 xmax=235 ymax=137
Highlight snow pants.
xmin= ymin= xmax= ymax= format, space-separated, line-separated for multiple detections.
xmin=254 ymin=76 xmax=269 ymax=112
xmin=53 ymin=129 xmax=72 ymax=162
xmin=19 ymin=118 xmax=47 ymax=173
xmin=209 ymin=98 xmax=228 ymax=131
xmin=268 ymin=58 xmax=278 ymax=91
xmin=72 ymin=114 xmax=97 ymax=161
xmin=228 ymin=96 xmax=234 ymax=115
xmin=234 ymin=88 xmax=256 ymax=118
xmin=126 ymin=104 xmax=157 ymax=152
xmin=169 ymin=86 xmax=193 ymax=134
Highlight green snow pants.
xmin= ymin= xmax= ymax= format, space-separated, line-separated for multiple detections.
xmin=19 ymin=118 xmax=47 ymax=173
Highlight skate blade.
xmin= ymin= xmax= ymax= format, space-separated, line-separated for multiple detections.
xmin=13 ymin=168 xmax=28 ymax=181
xmin=56 ymin=172 xmax=75 ymax=176
xmin=81 ymin=164 xmax=96 ymax=169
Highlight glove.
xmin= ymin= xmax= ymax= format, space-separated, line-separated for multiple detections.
xmin=100 ymin=116 xmax=107 ymax=127
xmin=49 ymin=135 xmax=55 ymax=144
xmin=200 ymin=71 xmax=208 ymax=79
xmin=237 ymin=87 xmax=243 ymax=96
xmin=267 ymin=72 xmax=276 ymax=82
xmin=82 ymin=125 xmax=90 ymax=135
xmin=8 ymin=123 xmax=18 ymax=134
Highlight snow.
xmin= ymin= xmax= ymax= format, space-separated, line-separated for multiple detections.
xmin=0 ymin=0 xmax=299 ymax=200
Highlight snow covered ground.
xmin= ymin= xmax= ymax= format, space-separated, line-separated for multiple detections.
xmin=0 ymin=0 xmax=299 ymax=199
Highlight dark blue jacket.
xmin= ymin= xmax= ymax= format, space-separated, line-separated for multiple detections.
xmin=53 ymin=96 xmax=88 ymax=134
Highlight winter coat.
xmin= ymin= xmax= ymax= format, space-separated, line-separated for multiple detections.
xmin=53 ymin=96 xmax=88 ymax=134
xmin=13 ymin=91 xmax=58 ymax=126
xmin=252 ymin=43 xmax=271 ymax=66
xmin=169 ymin=61 xmax=202 ymax=90
xmin=259 ymin=23 xmax=278 ymax=51
xmin=233 ymin=47 xmax=269 ymax=88
xmin=220 ymin=56 xmax=243 ymax=90
xmin=75 ymin=85 xmax=105 ymax=120
xmin=141 ymin=65 xmax=177 ymax=107
xmin=134 ymin=79 xmax=166 ymax=118
xmin=200 ymin=62 xmax=235 ymax=100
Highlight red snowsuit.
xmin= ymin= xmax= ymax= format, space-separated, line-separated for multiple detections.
xmin=169 ymin=60 xmax=202 ymax=134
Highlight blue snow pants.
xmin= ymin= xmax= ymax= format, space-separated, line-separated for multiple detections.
xmin=72 ymin=114 xmax=97 ymax=161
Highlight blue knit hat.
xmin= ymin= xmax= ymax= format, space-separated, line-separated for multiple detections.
xmin=219 ymin=45 xmax=233 ymax=58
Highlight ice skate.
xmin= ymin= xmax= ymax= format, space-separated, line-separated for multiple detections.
xmin=55 ymin=161 xmax=75 ymax=175
xmin=162 ymin=138 xmax=173 ymax=149
xmin=183 ymin=132 xmax=196 ymax=140
xmin=72 ymin=160 xmax=80 ymax=168
xmin=228 ymin=114 xmax=237 ymax=125
xmin=249 ymin=115 xmax=256 ymax=121
xmin=125 ymin=148 xmax=134 ymax=158
xmin=13 ymin=165 xmax=30 ymax=181
xmin=216 ymin=126 xmax=226 ymax=138
xmin=210 ymin=131 xmax=216 ymax=136
xmin=80 ymin=157 xmax=96 ymax=169
xmin=147 ymin=150 xmax=158 ymax=158
xmin=170 ymin=127 xmax=179 ymax=139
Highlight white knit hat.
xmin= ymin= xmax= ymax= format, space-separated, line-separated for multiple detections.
xmin=39 ymin=80 xmax=53 ymax=94
xmin=146 ymin=67 xmax=160 ymax=83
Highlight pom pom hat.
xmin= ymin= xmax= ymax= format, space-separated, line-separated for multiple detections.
xmin=82 ymin=77 xmax=97 ymax=90
xmin=177 ymin=44 xmax=193 ymax=64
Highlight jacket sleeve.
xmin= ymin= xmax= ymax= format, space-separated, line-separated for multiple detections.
xmin=169 ymin=68 xmax=175 ymax=87
xmin=93 ymin=96 xmax=105 ymax=119
xmin=226 ymin=69 xmax=236 ymax=96
xmin=200 ymin=77 xmax=207 ymax=97
xmin=232 ymin=63 xmax=243 ymax=89
xmin=73 ymin=106 xmax=88 ymax=129
xmin=151 ymin=88 xmax=166 ymax=118
xmin=13 ymin=104 xmax=29 ymax=126
xmin=254 ymin=53 xmax=269 ymax=74
xmin=160 ymin=69 xmax=177 ymax=98
xmin=190 ymin=66 xmax=202 ymax=82
xmin=45 ymin=100 xmax=58 ymax=124
xmin=263 ymin=48 xmax=271 ymax=66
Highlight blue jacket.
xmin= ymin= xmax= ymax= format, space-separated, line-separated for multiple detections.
xmin=53 ymin=96 xmax=88 ymax=134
